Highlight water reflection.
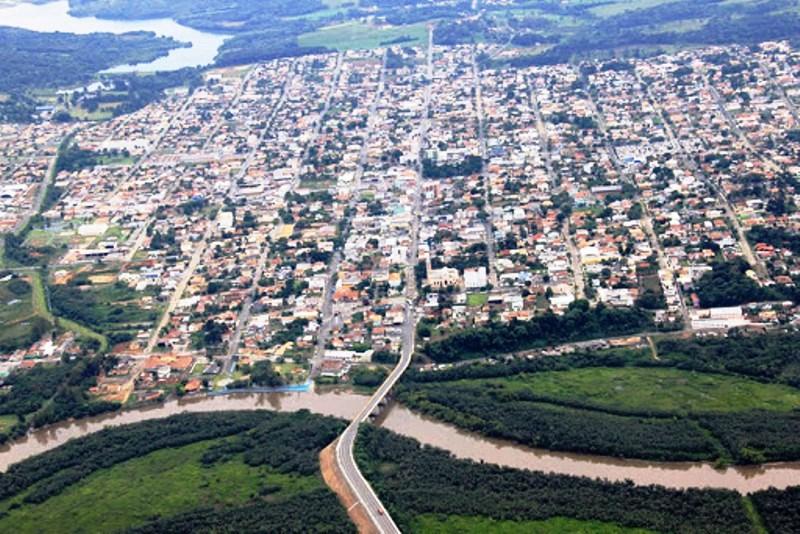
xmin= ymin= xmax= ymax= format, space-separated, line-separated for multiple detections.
xmin=0 ymin=0 xmax=229 ymax=72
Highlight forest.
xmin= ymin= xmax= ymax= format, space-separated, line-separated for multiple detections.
xmin=355 ymin=425 xmax=758 ymax=533
xmin=0 ymin=356 xmax=118 ymax=444
xmin=0 ymin=27 xmax=178 ymax=93
xmin=421 ymin=300 xmax=653 ymax=362
xmin=693 ymin=260 xmax=798 ymax=307
xmin=401 ymin=333 xmax=800 ymax=463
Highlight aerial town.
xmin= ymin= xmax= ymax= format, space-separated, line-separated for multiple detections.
xmin=3 ymin=39 xmax=800 ymax=403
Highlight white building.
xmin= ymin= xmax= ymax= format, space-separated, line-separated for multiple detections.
xmin=464 ymin=266 xmax=488 ymax=289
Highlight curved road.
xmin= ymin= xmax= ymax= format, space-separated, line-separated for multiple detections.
xmin=332 ymin=25 xmax=433 ymax=534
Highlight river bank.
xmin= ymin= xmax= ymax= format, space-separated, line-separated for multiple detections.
xmin=1 ymin=390 xmax=798 ymax=494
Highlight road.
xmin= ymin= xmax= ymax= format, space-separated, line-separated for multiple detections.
xmin=528 ymin=79 xmax=587 ymax=301
xmin=145 ymin=66 xmax=294 ymax=355
xmin=585 ymin=82 xmax=692 ymax=318
xmin=706 ymin=80 xmax=781 ymax=174
xmin=310 ymin=52 xmax=387 ymax=378
xmin=635 ymin=71 xmax=769 ymax=281
xmin=11 ymin=131 xmax=72 ymax=235
xmin=124 ymin=68 xmax=259 ymax=263
xmin=332 ymin=26 xmax=433 ymax=534
xmin=470 ymin=46 xmax=498 ymax=287
xmin=758 ymin=61 xmax=800 ymax=125
xmin=224 ymin=56 xmax=344 ymax=371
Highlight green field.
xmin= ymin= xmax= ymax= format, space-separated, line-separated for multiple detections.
xmin=0 ymin=415 xmax=17 ymax=433
xmin=0 ymin=412 xmax=350 ymax=533
xmin=494 ymin=367 xmax=800 ymax=414
xmin=298 ymin=21 xmax=428 ymax=51
xmin=0 ymin=273 xmax=52 ymax=352
xmin=466 ymin=293 xmax=488 ymax=307
xmin=0 ymin=439 xmax=319 ymax=533
xmin=413 ymin=515 xmax=655 ymax=534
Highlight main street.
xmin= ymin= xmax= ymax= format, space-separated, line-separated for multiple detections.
xmin=470 ymin=46 xmax=498 ymax=287
xmin=226 ymin=54 xmax=345 ymax=373
xmin=528 ymin=78 xmax=588 ymax=302
xmin=310 ymin=51 xmax=388 ymax=378
xmin=332 ymin=25 xmax=434 ymax=534
xmin=145 ymin=66 xmax=295 ymax=356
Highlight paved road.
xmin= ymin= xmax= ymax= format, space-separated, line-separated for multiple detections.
xmin=125 ymin=68 xmax=258 ymax=263
xmin=470 ymin=46 xmax=498 ymax=287
xmin=332 ymin=26 xmax=434 ymax=534
xmin=529 ymin=80 xmax=587 ymax=301
xmin=11 ymin=133 xmax=69 ymax=235
xmin=310 ymin=52 xmax=387 ymax=378
xmin=636 ymin=71 xmax=769 ymax=281
xmin=759 ymin=61 xmax=800 ymax=124
xmin=145 ymin=67 xmax=292 ymax=355
xmin=222 ymin=69 xmax=302 ymax=372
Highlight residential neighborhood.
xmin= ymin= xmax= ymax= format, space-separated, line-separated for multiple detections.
xmin=5 ymin=41 xmax=800 ymax=404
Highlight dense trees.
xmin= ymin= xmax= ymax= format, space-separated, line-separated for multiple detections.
xmin=657 ymin=332 xmax=800 ymax=387
xmin=749 ymin=225 xmax=800 ymax=255
xmin=50 ymin=282 xmax=158 ymax=343
xmin=422 ymin=155 xmax=483 ymax=179
xmin=0 ymin=357 xmax=118 ymax=443
xmin=0 ymin=410 xmax=353 ymax=532
xmin=751 ymin=486 xmax=800 ymax=534
xmin=131 ymin=490 xmax=353 ymax=533
xmin=356 ymin=426 xmax=754 ymax=533
xmin=399 ymin=384 xmax=718 ymax=461
xmin=422 ymin=301 xmax=652 ymax=362
xmin=403 ymin=333 xmax=800 ymax=463
xmin=0 ymin=410 xmax=344 ymax=499
xmin=247 ymin=360 xmax=285 ymax=387
xmin=0 ymin=27 xmax=177 ymax=93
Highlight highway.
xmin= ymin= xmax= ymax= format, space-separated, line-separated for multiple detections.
xmin=331 ymin=25 xmax=433 ymax=534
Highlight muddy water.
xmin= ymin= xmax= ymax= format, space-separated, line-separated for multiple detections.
xmin=1 ymin=391 xmax=799 ymax=494
xmin=378 ymin=403 xmax=800 ymax=494
xmin=0 ymin=390 xmax=365 ymax=471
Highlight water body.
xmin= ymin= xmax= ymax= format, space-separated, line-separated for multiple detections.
xmin=1 ymin=391 xmax=798 ymax=494
xmin=0 ymin=0 xmax=229 ymax=72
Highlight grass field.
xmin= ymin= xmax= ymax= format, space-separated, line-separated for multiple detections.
xmin=491 ymin=367 xmax=800 ymax=414
xmin=466 ymin=292 xmax=488 ymax=307
xmin=0 ymin=415 xmax=18 ymax=432
xmin=298 ymin=21 xmax=428 ymax=51
xmin=0 ymin=439 xmax=321 ymax=533
xmin=413 ymin=515 xmax=655 ymax=534
xmin=0 ymin=277 xmax=34 ymax=324
xmin=0 ymin=274 xmax=51 ymax=351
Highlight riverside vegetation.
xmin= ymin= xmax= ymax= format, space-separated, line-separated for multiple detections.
xmin=401 ymin=332 xmax=800 ymax=464
xmin=0 ymin=411 xmax=352 ymax=533
xmin=356 ymin=425 xmax=800 ymax=533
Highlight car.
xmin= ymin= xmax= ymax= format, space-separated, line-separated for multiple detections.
xmin=377 ymin=508 xmax=384 ymax=516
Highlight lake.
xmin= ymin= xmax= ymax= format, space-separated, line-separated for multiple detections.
xmin=0 ymin=0 xmax=229 ymax=72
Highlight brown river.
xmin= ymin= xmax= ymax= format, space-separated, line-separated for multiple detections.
xmin=1 ymin=390 xmax=798 ymax=494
